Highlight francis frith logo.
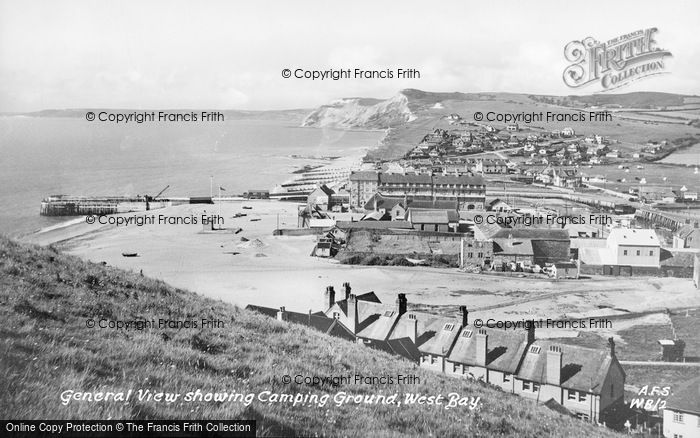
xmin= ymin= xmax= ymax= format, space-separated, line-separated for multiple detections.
xmin=563 ymin=28 xmax=672 ymax=91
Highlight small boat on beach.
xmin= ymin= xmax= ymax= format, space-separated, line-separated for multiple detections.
xmin=121 ymin=252 xmax=139 ymax=257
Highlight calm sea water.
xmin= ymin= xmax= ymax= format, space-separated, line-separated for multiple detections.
xmin=0 ymin=116 xmax=384 ymax=237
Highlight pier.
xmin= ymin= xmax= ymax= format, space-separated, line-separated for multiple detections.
xmin=40 ymin=195 xmax=205 ymax=216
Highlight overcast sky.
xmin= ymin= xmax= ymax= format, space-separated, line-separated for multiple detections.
xmin=1 ymin=0 xmax=698 ymax=111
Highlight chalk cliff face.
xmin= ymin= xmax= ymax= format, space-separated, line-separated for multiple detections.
xmin=301 ymin=92 xmax=415 ymax=129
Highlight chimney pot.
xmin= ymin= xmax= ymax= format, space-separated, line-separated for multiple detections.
xmin=276 ymin=307 xmax=286 ymax=322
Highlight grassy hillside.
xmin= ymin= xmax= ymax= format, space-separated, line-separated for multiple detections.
xmin=0 ymin=236 xmax=619 ymax=437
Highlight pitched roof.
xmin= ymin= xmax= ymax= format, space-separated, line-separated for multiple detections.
xmin=676 ymin=225 xmax=700 ymax=240
xmin=607 ymin=228 xmax=660 ymax=247
xmin=379 ymin=173 xmax=432 ymax=184
xmin=408 ymin=209 xmax=451 ymax=225
xmin=665 ymin=377 xmax=700 ymax=415
xmin=516 ymin=340 xmax=615 ymax=394
xmin=363 ymin=338 xmax=422 ymax=362
xmin=492 ymin=228 xmax=570 ymax=240
xmin=363 ymin=193 xmax=405 ymax=211
xmin=245 ymin=305 xmax=355 ymax=341
xmin=493 ymin=239 xmax=534 ymax=256
xmin=349 ymin=171 xmax=379 ymax=182
xmin=390 ymin=312 xmax=462 ymax=356
xmin=447 ymin=326 xmax=530 ymax=373
xmin=356 ymin=310 xmax=401 ymax=340
xmin=407 ymin=199 xmax=459 ymax=210
xmin=335 ymin=220 xmax=414 ymax=230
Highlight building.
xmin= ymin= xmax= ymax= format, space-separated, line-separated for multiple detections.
xmin=245 ymin=303 xmax=355 ymax=341
xmin=445 ymin=323 xmax=533 ymax=392
xmin=607 ymin=228 xmax=660 ymax=268
xmin=307 ymin=184 xmax=335 ymax=210
xmin=244 ymin=189 xmax=270 ymax=199
xmin=550 ymin=262 xmax=579 ymax=279
xmin=553 ymin=168 xmax=582 ymax=189
xmin=492 ymin=228 xmax=571 ymax=267
xmin=372 ymin=172 xmax=486 ymax=211
xmin=662 ymin=377 xmax=700 ymax=438
xmin=460 ymin=238 xmax=493 ymax=269
xmin=406 ymin=208 xmax=460 ymax=232
xmin=514 ymin=338 xmax=625 ymax=423
xmin=349 ymin=171 xmax=379 ymax=209
xmin=673 ymin=224 xmax=700 ymax=249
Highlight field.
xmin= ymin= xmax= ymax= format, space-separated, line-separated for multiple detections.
xmin=0 ymin=236 xmax=621 ymax=437
xmin=368 ymin=92 xmax=700 ymax=161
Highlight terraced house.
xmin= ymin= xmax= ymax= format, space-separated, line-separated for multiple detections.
xmin=348 ymin=171 xmax=486 ymax=211
xmin=252 ymin=283 xmax=627 ymax=425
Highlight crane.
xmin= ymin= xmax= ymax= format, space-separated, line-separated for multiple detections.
xmin=145 ymin=185 xmax=170 ymax=210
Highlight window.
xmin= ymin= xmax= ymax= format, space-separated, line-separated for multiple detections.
xmin=462 ymin=330 xmax=473 ymax=338
xmin=467 ymin=252 xmax=473 ymax=258
xmin=503 ymin=373 xmax=511 ymax=383
xmin=578 ymin=392 xmax=587 ymax=402
xmin=568 ymin=390 xmax=577 ymax=401
xmin=478 ymin=252 xmax=483 ymax=258
xmin=332 ymin=312 xmax=340 ymax=319
xmin=636 ymin=250 xmax=641 ymax=256
xmin=576 ymin=413 xmax=590 ymax=421
xmin=649 ymin=250 xmax=654 ymax=256
xmin=623 ymin=250 xmax=628 ymax=256
xmin=673 ymin=412 xmax=684 ymax=424
xmin=383 ymin=310 xmax=395 ymax=317
xmin=444 ymin=323 xmax=455 ymax=331
xmin=408 ymin=314 xmax=417 ymax=320
xmin=529 ymin=345 xmax=541 ymax=354
xmin=430 ymin=355 xmax=436 ymax=365
xmin=533 ymin=383 xmax=540 ymax=392
xmin=522 ymin=381 xmax=532 ymax=391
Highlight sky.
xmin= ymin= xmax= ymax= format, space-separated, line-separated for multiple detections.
xmin=1 ymin=0 xmax=699 ymax=111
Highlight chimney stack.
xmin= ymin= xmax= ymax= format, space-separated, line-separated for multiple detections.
xmin=324 ymin=286 xmax=335 ymax=310
xmin=342 ymin=282 xmax=351 ymax=300
xmin=409 ymin=316 xmax=418 ymax=344
xmin=476 ymin=329 xmax=488 ymax=366
xmin=526 ymin=320 xmax=536 ymax=345
xmin=348 ymin=294 xmax=358 ymax=334
xmin=396 ymin=293 xmax=407 ymax=316
xmin=546 ymin=345 xmax=562 ymax=385
xmin=608 ymin=337 xmax=616 ymax=358
xmin=276 ymin=306 xmax=287 ymax=322
xmin=460 ymin=306 xmax=469 ymax=327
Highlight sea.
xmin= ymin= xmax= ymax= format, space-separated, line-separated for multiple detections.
xmin=0 ymin=116 xmax=385 ymax=238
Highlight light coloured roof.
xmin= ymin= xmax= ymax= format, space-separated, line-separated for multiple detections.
xmin=607 ymin=228 xmax=660 ymax=247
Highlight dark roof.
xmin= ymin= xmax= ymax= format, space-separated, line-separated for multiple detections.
xmin=516 ymin=340 xmax=615 ymax=394
xmin=349 ymin=171 xmax=379 ymax=182
xmin=390 ymin=312 xmax=462 ymax=356
xmin=492 ymin=228 xmax=570 ymax=240
xmin=363 ymin=338 xmax=422 ymax=362
xmin=316 ymin=184 xmax=335 ymax=197
xmin=532 ymin=240 xmax=571 ymax=263
xmin=379 ymin=173 xmax=432 ymax=184
xmin=335 ymin=220 xmax=414 ymax=230
xmin=407 ymin=199 xmax=459 ymax=210
xmin=447 ymin=326 xmax=530 ymax=374
xmin=665 ymin=377 xmax=700 ymax=415
xmin=245 ymin=305 xmax=354 ymax=341
xmin=493 ymin=239 xmax=534 ymax=256
xmin=363 ymin=193 xmax=405 ymax=211
xmin=432 ymin=174 xmax=485 ymax=186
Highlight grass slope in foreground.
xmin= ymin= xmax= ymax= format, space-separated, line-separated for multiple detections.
xmin=0 ymin=237 xmax=618 ymax=437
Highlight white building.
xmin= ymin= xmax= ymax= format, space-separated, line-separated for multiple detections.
xmin=662 ymin=377 xmax=700 ymax=438
xmin=607 ymin=228 xmax=661 ymax=268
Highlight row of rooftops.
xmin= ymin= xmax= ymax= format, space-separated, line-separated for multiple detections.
xmin=247 ymin=284 xmax=621 ymax=395
xmin=350 ymin=171 xmax=485 ymax=187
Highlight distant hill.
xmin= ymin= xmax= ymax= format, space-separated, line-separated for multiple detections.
xmin=10 ymin=108 xmax=310 ymax=123
xmin=529 ymin=92 xmax=695 ymax=109
xmin=0 ymin=236 xmax=618 ymax=437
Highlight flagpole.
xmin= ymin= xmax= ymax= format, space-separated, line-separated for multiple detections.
xmin=210 ymin=176 xmax=213 ymax=198
xmin=218 ymin=185 xmax=222 ymax=219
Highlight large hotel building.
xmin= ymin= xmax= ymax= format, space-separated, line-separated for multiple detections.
xmin=349 ymin=171 xmax=486 ymax=211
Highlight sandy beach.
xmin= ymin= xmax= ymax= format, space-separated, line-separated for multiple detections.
xmin=23 ymin=200 xmax=700 ymax=330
